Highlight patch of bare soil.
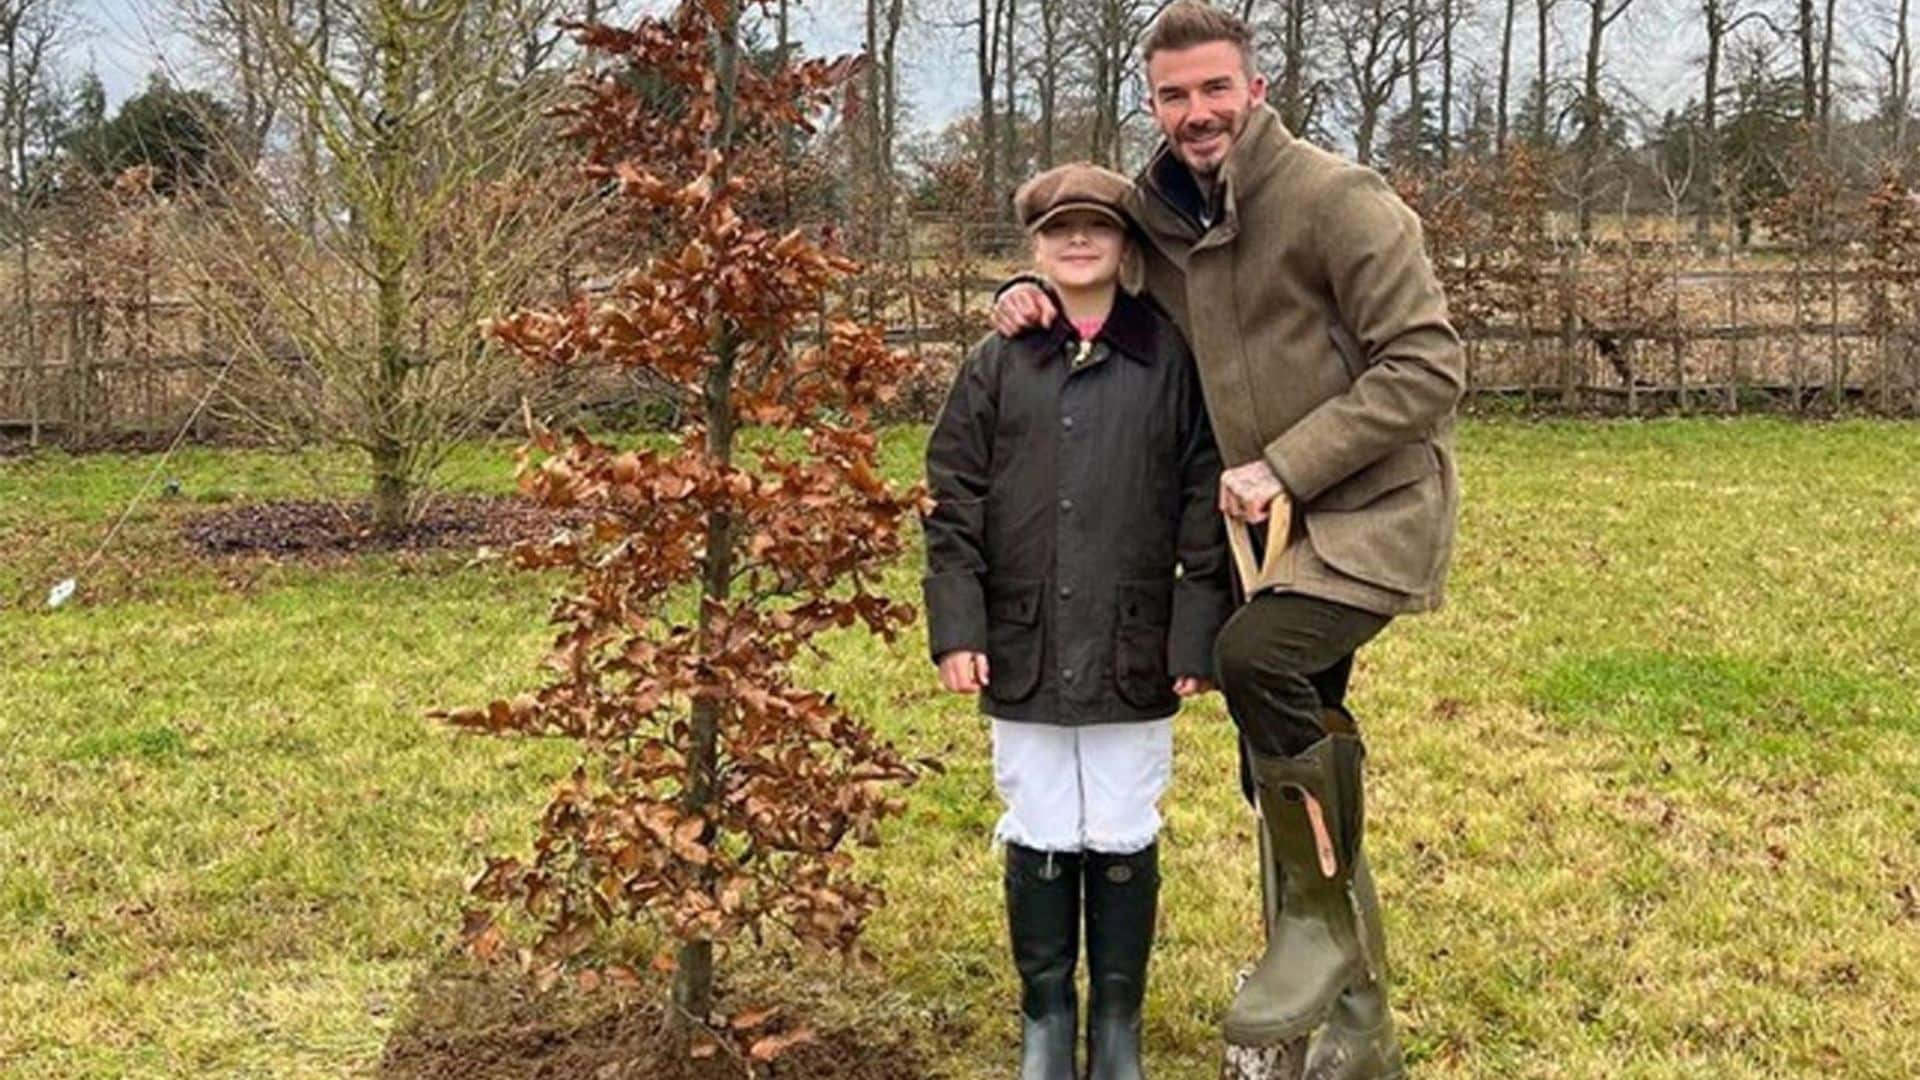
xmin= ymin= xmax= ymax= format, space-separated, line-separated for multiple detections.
xmin=180 ymin=496 xmax=587 ymax=558
xmin=377 ymin=967 xmax=934 ymax=1080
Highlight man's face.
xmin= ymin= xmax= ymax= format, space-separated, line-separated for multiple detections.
xmin=1146 ymin=41 xmax=1267 ymax=177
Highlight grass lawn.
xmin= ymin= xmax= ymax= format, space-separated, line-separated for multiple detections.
xmin=3 ymin=418 xmax=1918 ymax=1078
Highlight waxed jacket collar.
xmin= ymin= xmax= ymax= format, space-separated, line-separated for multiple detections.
xmin=1014 ymin=287 xmax=1162 ymax=367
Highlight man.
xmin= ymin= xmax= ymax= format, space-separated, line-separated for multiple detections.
xmin=993 ymin=3 xmax=1464 ymax=1075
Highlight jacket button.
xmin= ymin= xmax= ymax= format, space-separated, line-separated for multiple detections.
xmin=1059 ymin=498 xmax=1074 ymax=512
xmin=1058 ymin=585 xmax=1073 ymax=599
xmin=1061 ymin=416 xmax=1075 ymax=430
xmin=1062 ymin=668 xmax=1075 ymax=682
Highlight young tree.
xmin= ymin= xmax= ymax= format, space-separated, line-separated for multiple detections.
xmin=442 ymin=0 xmax=924 ymax=1044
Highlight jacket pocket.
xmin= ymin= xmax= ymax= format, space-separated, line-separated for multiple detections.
xmin=1113 ymin=578 xmax=1176 ymax=711
xmin=1311 ymin=441 xmax=1439 ymax=511
xmin=985 ymin=577 xmax=1045 ymax=705
xmin=1304 ymin=445 xmax=1449 ymax=595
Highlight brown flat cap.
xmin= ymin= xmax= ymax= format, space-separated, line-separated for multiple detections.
xmin=1013 ymin=162 xmax=1134 ymax=233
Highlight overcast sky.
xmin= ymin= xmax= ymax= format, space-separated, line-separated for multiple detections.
xmin=66 ymin=0 xmax=1820 ymax=150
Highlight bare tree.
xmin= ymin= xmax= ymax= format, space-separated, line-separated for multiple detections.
xmin=1867 ymin=0 xmax=1914 ymax=154
xmin=1572 ymin=0 xmax=1635 ymax=240
xmin=1795 ymin=0 xmax=1818 ymax=124
xmin=1696 ymin=0 xmax=1776 ymax=239
xmin=174 ymin=0 xmax=296 ymax=165
xmin=1082 ymin=0 xmax=1152 ymax=166
xmin=1818 ymin=0 xmax=1836 ymax=146
xmin=0 ymin=0 xmax=70 ymax=448
xmin=1497 ymin=0 xmax=1516 ymax=150
xmin=1534 ymin=0 xmax=1558 ymax=146
xmin=1029 ymin=0 xmax=1068 ymax=165
xmin=1332 ymin=0 xmax=1421 ymax=162
xmin=857 ymin=0 xmax=910 ymax=245
xmin=974 ymin=0 xmax=1006 ymax=210
xmin=174 ymin=0 xmax=591 ymax=532
xmin=1265 ymin=0 xmax=1327 ymax=134
xmin=1439 ymin=0 xmax=1465 ymax=161
xmin=1003 ymin=0 xmax=1018 ymax=183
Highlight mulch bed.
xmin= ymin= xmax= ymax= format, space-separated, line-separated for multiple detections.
xmin=378 ymin=968 xmax=932 ymax=1080
xmin=180 ymin=495 xmax=589 ymax=558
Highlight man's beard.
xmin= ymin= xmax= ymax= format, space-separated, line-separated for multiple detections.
xmin=1177 ymin=113 xmax=1241 ymax=175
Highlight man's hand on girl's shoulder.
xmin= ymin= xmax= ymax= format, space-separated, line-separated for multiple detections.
xmin=992 ymin=282 xmax=1057 ymax=338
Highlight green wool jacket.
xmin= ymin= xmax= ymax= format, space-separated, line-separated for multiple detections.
xmin=1127 ymin=104 xmax=1465 ymax=615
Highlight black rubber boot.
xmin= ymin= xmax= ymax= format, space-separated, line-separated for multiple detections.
xmin=1006 ymin=843 xmax=1080 ymax=1080
xmin=1085 ymin=843 xmax=1159 ymax=1080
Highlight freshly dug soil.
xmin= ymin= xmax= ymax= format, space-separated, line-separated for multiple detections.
xmin=378 ymin=968 xmax=934 ymax=1080
xmin=180 ymin=495 xmax=586 ymax=558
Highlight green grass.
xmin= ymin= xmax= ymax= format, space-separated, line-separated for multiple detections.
xmin=3 ymin=417 xmax=1918 ymax=1077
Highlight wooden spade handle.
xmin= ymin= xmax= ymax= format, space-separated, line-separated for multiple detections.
xmin=1226 ymin=499 xmax=1292 ymax=599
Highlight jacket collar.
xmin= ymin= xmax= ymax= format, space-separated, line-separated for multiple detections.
xmin=1138 ymin=104 xmax=1293 ymax=243
xmin=1017 ymin=287 xmax=1160 ymax=366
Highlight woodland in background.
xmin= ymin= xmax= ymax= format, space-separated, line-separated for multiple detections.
xmin=2 ymin=0 xmax=1919 ymax=505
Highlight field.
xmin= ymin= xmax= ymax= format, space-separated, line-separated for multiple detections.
xmin=3 ymin=418 xmax=1918 ymax=1077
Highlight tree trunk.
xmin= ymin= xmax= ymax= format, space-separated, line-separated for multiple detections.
xmin=1900 ymin=0 xmax=1914 ymax=154
xmin=1440 ymin=0 xmax=1455 ymax=163
xmin=1407 ymin=0 xmax=1423 ymax=154
xmin=1534 ymin=0 xmax=1551 ymax=146
xmin=1498 ymin=0 xmax=1515 ymax=152
xmin=861 ymin=0 xmax=881 ymax=253
xmin=883 ymin=0 xmax=904 ymax=191
xmin=1576 ymin=0 xmax=1608 ymax=242
xmin=1697 ymin=0 xmax=1721 ymax=243
xmin=670 ymin=0 xmax=744 ymax=1027
xmin=369 ymin=0 xmax=413 ymax=535
xmin=1818 ymin=0 xmax=1836 ymax=149
xmin=1797 ymin=0 xmax=1817 ymax=125
xmin=1002 ymin=0 xmax=1017 ymax=192
xmin=1038 ymin=0 xmax=1058 ymax=166
xmin=1280 ymin=0 xmax=1309 ymax=130
xmin=978 ymin=0 xmax=999 ymax=218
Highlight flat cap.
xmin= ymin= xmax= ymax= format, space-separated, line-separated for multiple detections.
xmin=1013 ymin=162 xmax=1134 ymax=233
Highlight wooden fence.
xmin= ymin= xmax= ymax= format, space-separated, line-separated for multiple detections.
xmin=5 ymin=260 xmax=1917 ymax=452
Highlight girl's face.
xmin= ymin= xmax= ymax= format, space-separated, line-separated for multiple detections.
xmin=1032 ymin=210 xmax=1126 ymax=292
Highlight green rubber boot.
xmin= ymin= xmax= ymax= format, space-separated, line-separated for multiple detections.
xmin=1221 ymin=733 xmax=1369 ymax=1047
xmin=1303 ymin=852 xmax=1405 ymax=1079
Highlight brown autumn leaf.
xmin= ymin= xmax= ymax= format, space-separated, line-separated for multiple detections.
xmin=748 ymin=1028 xmax=817 ymax=1061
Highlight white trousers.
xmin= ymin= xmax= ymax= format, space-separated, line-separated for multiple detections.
xmin=990 ymin=718 xmax=1175 ymax=855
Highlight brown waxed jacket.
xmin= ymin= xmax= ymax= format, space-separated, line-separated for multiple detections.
xmin=1127 ymin=105 xmax=1465 ymax=615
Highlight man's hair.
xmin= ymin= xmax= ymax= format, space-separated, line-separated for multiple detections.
xmin=1141 ymin=1 xmax=1255 ymax=72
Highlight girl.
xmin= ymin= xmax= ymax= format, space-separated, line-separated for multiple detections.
xmin=921 ymin=162 xmax=1231 ymax=1079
